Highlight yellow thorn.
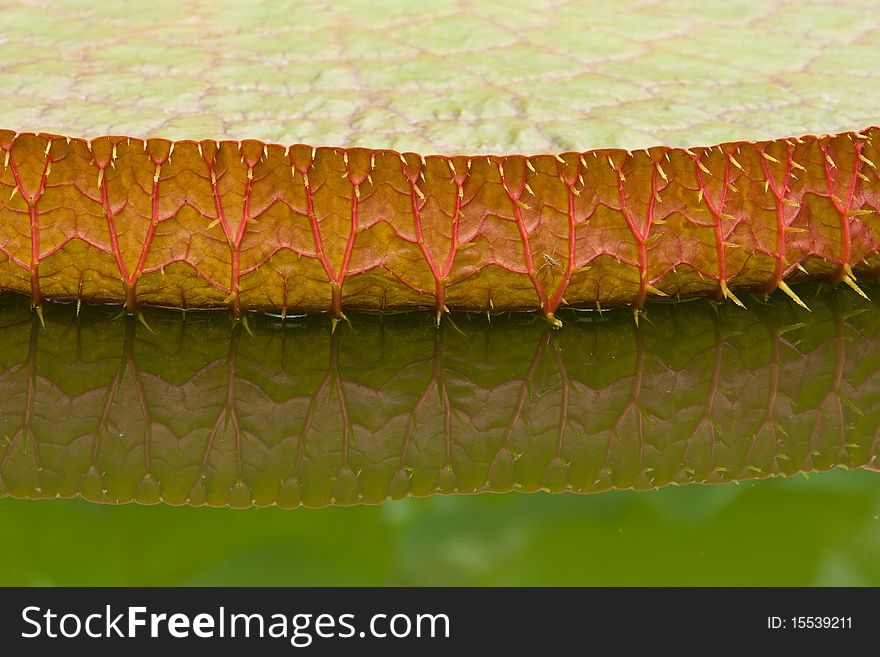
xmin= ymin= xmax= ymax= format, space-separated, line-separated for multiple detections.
xmin=791 ymin=161 xmax=806 ymax=172
xmin=761 ymin=152 xmax=779 ymax=163
xmin=825 ymin=153 xmax=836 ymax=169
xmin=34 ymin=304 xmax=45 ymax=329
xmin=76 ymin=298 xmax=81 ymax=317
xmin=655 ymin=161 xmax=667 ymax=180
xmin=632 ymin=307 xmax=640 ymax=326
xmin=136 ymin=311 xmax=154 ymax=334
xmin=330 ymin=312 xmax=349 ymax=334
xmin=858 ymin=153 xmax=877 ymax=169
xmin=444 ymin=313 xmax=466 ymax=336
xmin=777 ymin=280 xmax=810 ymax=310
xmin=720 ymin=280 xmax=745 ymax=308
xmin=843 ymin=274 xmax=869 ymax=300
xmin=645 ymin=284 xmax=667 ymax=297
xmin=728 ymin=155 xmax=743 ymax=170
xmin=240 ymin=314 xmax=253 ymax=336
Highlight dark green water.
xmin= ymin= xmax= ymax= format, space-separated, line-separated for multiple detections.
xmin=0 ymin=284 xmax=878 ymax=585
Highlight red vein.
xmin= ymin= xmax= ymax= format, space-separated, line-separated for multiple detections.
xmin=126 ymin=160 xmax=164 ymax=311
xmin=98 ymin=166 xmax=130 ymax=282
xmin=407 ymin=164 xmax=442 ymax=313
xmin=694 ymin=152 xmax=731 ymax=290
xmin=229 ymin=161 xmax=253 ymax=315
xmin=614 ymin=159 xmax=649 ymax=307
xmin=7 ymin=147 xmax=50 ymax=306
xmin=548 ymin=161 xmax=579 ymax=313
xmin=758 ymin=144 xmax=795 ymax=289
xmin=498 ymin=160 xmax=550 ymax=315
xmin=820 ymin=139 xmax=861 ymax=279
xmin=301 ymin=166 xmax=335 ymax=281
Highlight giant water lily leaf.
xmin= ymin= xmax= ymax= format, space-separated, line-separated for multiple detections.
xmin=0 ymin=1 xmax=878 ymax=317
xmin=0 ymin=285 xmax=877 ymax=508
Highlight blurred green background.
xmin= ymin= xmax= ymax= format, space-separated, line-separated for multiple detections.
xmin=1 ymin=467 xmax=878 ymax=586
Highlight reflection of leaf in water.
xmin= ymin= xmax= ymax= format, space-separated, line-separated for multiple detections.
xmin=0 ymin=283 xmax=877 ymax=509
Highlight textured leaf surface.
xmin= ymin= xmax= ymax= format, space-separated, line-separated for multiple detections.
xmin=1 ymin=1 xmax=879 ymax=315
xmin=0 ymin=286 xmax=877 ymax=508
xmin=2 ymin=0 xmax=879 ymax=153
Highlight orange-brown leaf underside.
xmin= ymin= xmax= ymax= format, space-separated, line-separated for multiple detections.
xmin=1 ymin=127 xmax=879 ymax=321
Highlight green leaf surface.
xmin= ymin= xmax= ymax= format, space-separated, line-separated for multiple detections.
xmin=2 ymin=0 xmax=879 ymax=153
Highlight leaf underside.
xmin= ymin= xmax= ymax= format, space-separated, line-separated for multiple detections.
xmin=0 ymin=127 xmax=878 ymax=320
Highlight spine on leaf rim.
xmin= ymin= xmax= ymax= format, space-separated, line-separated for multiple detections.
xmin=0 ymin=126 xmax=878 ymax=325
